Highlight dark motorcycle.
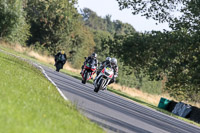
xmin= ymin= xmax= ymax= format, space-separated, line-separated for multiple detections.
xmin=81 ymin=59 xmax=97 ymax=84
xmin=55 ymin=61 xmax=63 ymax=72
xmin=55 ymin=56 xmax=66 ymax=72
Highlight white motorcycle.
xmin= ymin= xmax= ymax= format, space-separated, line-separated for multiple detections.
xmin=93 ymin=65 xmax=114 ymax=93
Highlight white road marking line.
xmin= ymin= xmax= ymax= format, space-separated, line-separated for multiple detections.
xmin=37 ymin=65 xmax=68 ymax=101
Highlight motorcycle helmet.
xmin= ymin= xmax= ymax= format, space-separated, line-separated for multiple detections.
xmin=91 ymin=52 xmax=97 ymax=58
xmin=61 ymin=50 xmax=65 ymax=54
xmin=106 ymin=57 xmax=111 ymax=62
xmin=111 ymin=58 xmax=117 ymax=66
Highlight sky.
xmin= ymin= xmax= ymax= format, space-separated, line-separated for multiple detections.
xmin=76 ymin=0 xmax=171 ymax=32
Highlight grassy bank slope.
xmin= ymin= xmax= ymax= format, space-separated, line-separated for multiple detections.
xmin=0 ymin=51 xmax=104 ymax=133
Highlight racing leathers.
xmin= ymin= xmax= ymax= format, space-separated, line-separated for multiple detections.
xmin=54 ymin=52 xmax=67 ymax=68
xmin=80 ymin=56 xmax=98 ymax=74
xmin=96 ymin=61 xmax=118 ymax=85
xmin=109 ymin=65 xmax=118 ymax=85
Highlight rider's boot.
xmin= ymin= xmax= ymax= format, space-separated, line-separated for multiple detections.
xmin=80 ymin=65 xmax=84 ymax=74
xmin=80 ymin=69 xmax=83 ymax=74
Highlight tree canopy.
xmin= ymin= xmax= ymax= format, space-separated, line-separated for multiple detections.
xmin=0 ymin=0 xmax=30 ymax=44
xmin=25 ymin=0 xmax=79 ymax=53
xmin=115 ymin=0 xmax=200 ymax=102
xmin=81 ymin=8 xmax=136 ymax=35
xmin=117 ymin=0 xmax=200 ymax=32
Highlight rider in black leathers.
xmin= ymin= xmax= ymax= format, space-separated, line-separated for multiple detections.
xmin=80 ymin=53 xmax=98 ymax=75
xmin=54 ymin=50 xmax=67 ymax=68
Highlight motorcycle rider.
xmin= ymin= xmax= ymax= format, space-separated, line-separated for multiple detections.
xmin=102 ymin=57 xmax=112 ymax=66
xmin=54 ymin=50 xmax=67 ymax=68
xmin=94 ymin=57 xmax=118 ymax=89
xmin=80 ymin=52 xmax=98 ymax=76
xmin=97 ymin=57 xmax=111 ymax=76
xmin=108 ymin=58 xmax=118 ymax=85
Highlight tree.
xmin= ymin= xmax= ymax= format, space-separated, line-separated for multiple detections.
xmin=113 ymin=20 xmax=135 ymax=35
xmin=81 ymin=8 xmax=136 ymax=35
xmin=0 ymin=0 xmax=30 ymax=44
xmin=81 ymin=8 xmax=105 ymax=30
xmin=92 ymin=30 xmax=112 ymax=62
xmin=117 ymin=0 xmax=184 ymax=23
xmin=67 ymin=23 xmax=96 ymax=68
xmin=109 ymin=30 xmax=200 ymax=102
xmin=25 ymin=0 xmax=79 ymax=53
xmin=117 ymin=0 xmax=200 ymax=32
xmin=115 ymin=0 xmax=200 ymax=102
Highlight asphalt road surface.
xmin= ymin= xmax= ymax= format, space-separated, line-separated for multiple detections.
xmin=42 ymin=66 xmax=200 ymax=133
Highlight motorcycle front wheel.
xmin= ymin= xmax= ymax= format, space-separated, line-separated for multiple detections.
xmin=94 ymin=78 xmax=104 ymax=93
xmin=56 ymin=62 xmax=63 ymax=72
xmin=82 ymin=71 xmax=89 ymax=84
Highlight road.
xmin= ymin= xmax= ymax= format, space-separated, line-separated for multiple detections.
xmin=42 ymin=65 xmax=200 ymax=133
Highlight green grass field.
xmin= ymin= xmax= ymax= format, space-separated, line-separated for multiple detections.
xmin=0 ymin=51 xmax=104 ymax=133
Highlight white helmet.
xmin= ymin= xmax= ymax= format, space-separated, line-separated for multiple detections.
xmin=106 ymin=57 xmax=111 ymax=62
xmin=91 ymin=53 xmax=97 ymax=58
xmin=111 ymin=58 xmax=117 ymax=66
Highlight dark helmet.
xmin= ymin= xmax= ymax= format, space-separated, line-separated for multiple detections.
xmin=91 ymin=52 xmax=97 ymax=58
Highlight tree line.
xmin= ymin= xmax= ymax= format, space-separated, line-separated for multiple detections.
xmin=115 ymin=0 xmax=200 ymax=102
xmin=1 ymin=0 xmax=199 ymax=102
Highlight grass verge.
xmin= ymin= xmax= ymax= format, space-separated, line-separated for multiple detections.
xmin=0 ymin=51 xmax=104 ymax=133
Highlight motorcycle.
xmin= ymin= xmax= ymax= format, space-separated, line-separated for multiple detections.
xmin=55 ymin=61 xmax=63 ymax=72
xmin=93 ymin=65 xmax=114 ymax=93
xmin=81 ymin=59 xmax=97 ymax=84
xmin=55 ymin=56 xmax=65 ymax=72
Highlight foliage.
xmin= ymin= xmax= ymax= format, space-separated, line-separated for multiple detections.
xmin=25 ymin=0 xmax=79 ymax=54
xmin=0 ymin=0 xmax=30 ymax=44
xmin=67 ymin=23 xmax=96 ymax=68
xmin=171 ymin=0 xmax=200 ymax=32
xmin=81 ymin=8 xmax=136 ymax=35
xmin=116 ymin=0 xmax=200 ymax=102
xmin=117 ymin=0 xmax=200 ymax=32
xmin=117 ymin=0 xmax=184 ymax=23
xmin=109 ymin=30 xmax=200 ymax=102
xmin=92 ymin=30 xmax=113 ymax=62
xmin=81 ymin=8 xmax=106 ymax=31
xmin=108 ymin=34 xmax=162 ymax=94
